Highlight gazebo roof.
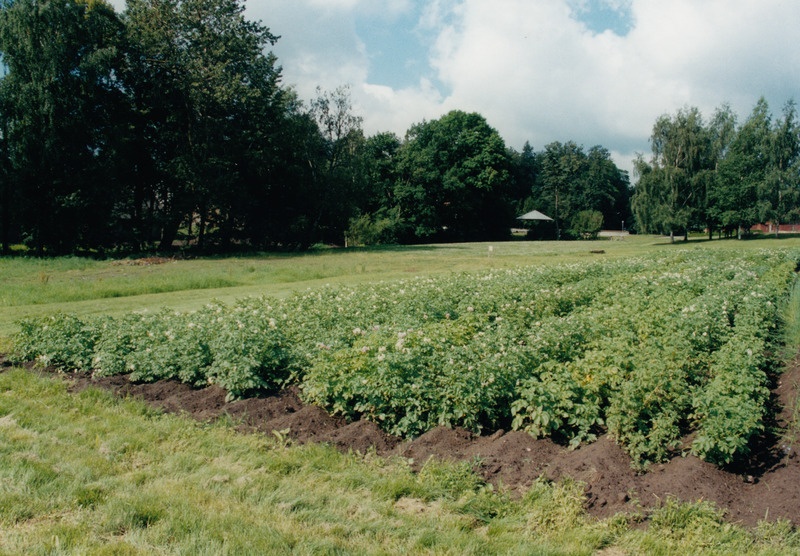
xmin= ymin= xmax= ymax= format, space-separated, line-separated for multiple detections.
xmin=517 ymin=209 xmax=553 ymax=221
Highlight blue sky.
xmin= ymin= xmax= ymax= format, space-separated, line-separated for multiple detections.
xmin=354 ymin=4 xmax=429 ymax=89
xmin=109 ymin=0 xmax=800 ymax=176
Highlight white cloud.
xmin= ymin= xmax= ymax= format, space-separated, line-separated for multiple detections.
xmin=250 ymin=1 xmax=369 ymax=99
xmin=105 ymin=0 xmax=800 ymax=175
xmin=251 ymin=0 xmax=445 ymax=137
xmin=360 ymin=78 xmax=445 ymax=136
xmin=306 ymin=0 xmax=361 ymax=10
xmin=306 ymin=0 xmax=413 ymax=18
xmin=632 ymin=1 xmax=800 ymax=113
xmin=416 ymin=0 xmax=800 ymax=171
xmin=418 ymin=0 xmax=461 ymax=30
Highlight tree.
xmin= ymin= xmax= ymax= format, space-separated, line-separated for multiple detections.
xmin=760 ymin=100 xmax=800 ymax=236
xmin=704 ymin=103 xmax=738 ymax=238
xmin=716 ymin=98 xmax=772 ymax=238
xmin=236 ymin=94 xmax=321 ymax=249
xmin=362 ymin=131 xmax=401 ymax=214
xmin=508 ymin=141 xmax=539 ymax=215
xmin=306 ymin=85 xmax=367 ymax=244
xmin=648 ymin=106 xmax=711 ymax=242
xmin=343 ymin=131 xmax=403 ymax=246
xmin=536 ymin=141 xmax=583 ymax=239
xmin=584 ymin=145 xmax=630 ymax=230
xmin=394 ymin=110 xmax=512 ymax=243
xmin=0 ymin=0 xmax=128 ymax=254
xmin=535 ymin=141 xmax=627 ymax=239
xmin=570 ymin=210 xmax=603 ymax=239
xmin=0 ymin=91 xmax=12 ymax=254
xmin=124 ymin=0 xmax=282 ymax=250
xmin=631 ymin=154 xmax=670 ymax=234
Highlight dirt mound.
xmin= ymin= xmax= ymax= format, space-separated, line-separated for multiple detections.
xmin=319 ymin=420 xmax=400 ymax=454
xmin=6 ymin=357 xmax=800 ymax=528
xmin=111 ymin=257 xmax=175 ymax=266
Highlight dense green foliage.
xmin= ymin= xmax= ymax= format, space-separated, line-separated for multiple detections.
xmin=12 ymin=248 xmax=799 ymax=468
xmin=392 ymin=110 xmax=513 ymax=243
xmin=532 ymin=142 xmax=629 ymax=239
xmin=0 ymin=0 xmax=128 ymax=254
xmin=0 ymin=0 xmax=634 ymax=254
xmin=632 ymin=99 xmax=800 ymax=241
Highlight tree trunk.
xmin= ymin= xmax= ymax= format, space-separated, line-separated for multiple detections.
xmin=33 ymin=194 xmax=44 ymax=256
xmin=219 ymin=210 xmax=234 ymax=248
xmin=159 ymin=215 xmax=182 ymax=251
xmin=0 ymin=121 xmax=9 ymax=255
xmin=0 ymin=175 xmax=9 ymax=255
xmin=197 ymin=208 xmax=206 ymax=251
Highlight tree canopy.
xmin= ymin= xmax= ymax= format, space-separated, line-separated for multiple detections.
xmin=1 ymin=2 xmax=794 ymax=254
xmin=632 ymin=99 xmax=800 ymax=240
xmin=0 ymin=0 xmax=127 ymax=254
xmin=528 ymin=141 xmax=629 ymax=239
xmin=391 ymin=110 xmax=513 ymax=243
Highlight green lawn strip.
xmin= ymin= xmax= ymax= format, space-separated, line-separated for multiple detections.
xmin=0 ymin=368 xmax=606 ymax=554
xmin=1 ymin=368 xmax=797 ymax=555
xmin=0 ymin=236 xmax=694 ymax=339
xmin=0 ymin=243 xmax=568 ymax=306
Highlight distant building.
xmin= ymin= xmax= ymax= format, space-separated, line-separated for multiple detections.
xmin=751 ymin=222 xmax=800 ymax=234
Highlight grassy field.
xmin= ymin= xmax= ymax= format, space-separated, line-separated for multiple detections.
xmin=4 ymin=234 xmax=800 ymax=340
xmin=3 ymin=235 xmax=800 ymax=553
xmin=1 ymin=367 xmax=798 ymax=555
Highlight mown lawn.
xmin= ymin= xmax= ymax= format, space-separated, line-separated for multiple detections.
xmin=0 ymin=235 xmax=761 ymax=338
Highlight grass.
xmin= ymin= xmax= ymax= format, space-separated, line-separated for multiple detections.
xmin=779 ymin=278 xmax=800 ymax=454
xmin=4 ymin=234 xmax=800 ymax=339
xmin=0 ymin=240 xmax=629 ymax=338
xmin=1 ymin=367 xmax=798 ymax=555
xmin=781 ymin=279 xmax=800 ymax=353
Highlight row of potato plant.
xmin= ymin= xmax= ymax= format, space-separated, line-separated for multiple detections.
xmin=10 ymin=249 xmax=799 ymax=467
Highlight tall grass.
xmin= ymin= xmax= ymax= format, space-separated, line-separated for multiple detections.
xmin=782 ymin=279 xmax=800 ymax=352
xmin=1 ymin=368 xmax=796 ymax=554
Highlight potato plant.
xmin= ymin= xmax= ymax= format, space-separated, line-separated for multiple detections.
xmin=11 ymin=249 xmax=800 ymax=467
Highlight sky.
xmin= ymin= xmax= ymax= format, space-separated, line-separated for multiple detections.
xmin=109 ymin=0 xmax=800 ymax=177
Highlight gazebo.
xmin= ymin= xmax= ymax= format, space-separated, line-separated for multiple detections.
xmin=516 ymin=209 xmax=556 ymax=239
xmin=517 ymin=209 xmax=553 ymax=222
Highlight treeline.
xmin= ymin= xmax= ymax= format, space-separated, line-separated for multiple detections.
xmin=632 ymin=99 xmax=800 ymax=241
xmin=0 ymin=0 xmax=631 ymax=255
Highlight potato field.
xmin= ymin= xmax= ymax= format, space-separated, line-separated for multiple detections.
xmin=12 ymin=248 xmax=800 ymax=469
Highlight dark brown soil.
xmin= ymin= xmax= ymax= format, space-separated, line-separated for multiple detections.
xmin=4 ymin=355 xmax=799 ymax=528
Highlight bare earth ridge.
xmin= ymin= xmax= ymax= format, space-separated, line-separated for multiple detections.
xmin=5 ymin=358 xmax=799 ymax=528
